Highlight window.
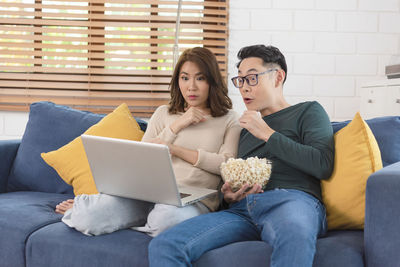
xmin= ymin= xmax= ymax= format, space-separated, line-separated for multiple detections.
xmin=0 ymin=0 xmax=228 ymax=117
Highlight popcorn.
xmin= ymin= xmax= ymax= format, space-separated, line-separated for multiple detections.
xmin=220 ymin=157 xmax=272 ymax=192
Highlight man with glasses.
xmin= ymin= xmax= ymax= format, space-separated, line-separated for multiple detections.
xmin=149 ymin=45 xmax=335 ymax=267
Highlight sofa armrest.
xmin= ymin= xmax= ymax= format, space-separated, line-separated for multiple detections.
xmin=0 ymin=139 xmax=20 ymax=193
xmin=365 ymin=161 xmax=400 ymax=267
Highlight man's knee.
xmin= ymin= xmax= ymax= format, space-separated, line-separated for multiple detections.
xmin=286 ymin=217 xmax=318 ymax=234
xmin=149 ymin=235 xmax=171 ymax=255
xmin=261 ymin=217 xmax=318 ymax=247
xmin=149 ymin=232 xmax=190 ymax=265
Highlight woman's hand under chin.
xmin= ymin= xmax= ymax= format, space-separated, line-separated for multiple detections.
xmin=169 ymin=106 xmax=207 ymax=134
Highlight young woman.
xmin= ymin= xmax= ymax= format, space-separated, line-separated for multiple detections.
xmin=55 ymin=47 xmax=241 ymax=237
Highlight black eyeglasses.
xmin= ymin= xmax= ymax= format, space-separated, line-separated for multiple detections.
xmin=231 ymin=69 xmax=278 ymax=88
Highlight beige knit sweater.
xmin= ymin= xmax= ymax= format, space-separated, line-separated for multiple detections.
xmin=142 ymin=105 xmax=241 ymax=211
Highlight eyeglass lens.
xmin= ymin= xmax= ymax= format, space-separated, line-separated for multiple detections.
xmin=233 ymin=74 xmax=258 ymax=88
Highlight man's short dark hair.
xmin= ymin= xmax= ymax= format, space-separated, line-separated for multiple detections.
xmin=236 ymin=45 xmax=287 ymax=84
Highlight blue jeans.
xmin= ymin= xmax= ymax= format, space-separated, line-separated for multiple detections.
xmin=148 ymin=189 xmax=327 ymax=267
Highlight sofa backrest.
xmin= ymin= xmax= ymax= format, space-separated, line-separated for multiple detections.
xmin=6 ymin=102 xmax=147 ymax=194
xmin=331 ymin=116 xmax=400 ymax=167
xmin=6 ymin=101 xmax=398 ymax=194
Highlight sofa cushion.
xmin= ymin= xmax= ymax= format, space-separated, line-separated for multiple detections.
xmin=0 ymin=191 xmax=73 ymax=267
xmin=323 ymin=112 xmax=382 ymax=230
xmin=193 ymin=231 xmax=364 ymax=267
xmin=7 ymin=102 xmax=104 ymax=194
xmin=194 ymin=241 xmax=271 ymax=267
xmin=41 ymin=103 xmax=144 ymax=196
xmin=332 ymin=115 xmax=400 ymax=167
xmin=26 ymin=222 xmax=152 ymax=267
xmin=24 ymin=224 xmax=363 ymax=267
xmin=6 ymin=101 xmax=148 ymax=194
xmin=312 ymin=230 xmax=364 ymax=267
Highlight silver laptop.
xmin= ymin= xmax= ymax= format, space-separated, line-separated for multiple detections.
xmin=81 ymin=134 xmax=217 ymax=207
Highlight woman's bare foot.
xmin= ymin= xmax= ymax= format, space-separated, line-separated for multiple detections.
xmin=55 ymin=199 xmax=74 ymax=215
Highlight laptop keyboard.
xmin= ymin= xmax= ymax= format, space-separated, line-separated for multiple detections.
xmin=180 ymin=192 xmax=191 ymax=199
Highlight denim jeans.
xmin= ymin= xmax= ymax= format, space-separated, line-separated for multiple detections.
xmin=149 ymin=189 xmax=327 ymax=267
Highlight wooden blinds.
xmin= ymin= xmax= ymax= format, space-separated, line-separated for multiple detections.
xmin=0 ymin=0 xmax=228 ymax=117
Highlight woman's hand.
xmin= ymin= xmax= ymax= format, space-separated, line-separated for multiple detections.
xmin=170 ymin=107 xmax=207 ymax=134
xmin=147 ymin=138 xmax=167 ymax=146
xmin=221 ymin=182 xmax=263 ymax=204
xmin=147 ymin=138 xmax=198 ymax=163
xmin=147 ymin=138 xmax=174 ymax=155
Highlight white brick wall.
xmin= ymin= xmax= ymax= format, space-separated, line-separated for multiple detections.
xmin=315 ymin=0 xmax=357 ymax=10
xmin=314 ymin=33 xmax=356 ymax=54
xmin=284 ymin=75 xmax=313 ymax=96
xmin=335 ymin=55 xmax=378 ymax=75
xmin=1 ymin=1 xmax=400 ymax=139
xmin=314 ymin=76 xmax=355 ymax=97
xmin=0 ymin=115 xmax=4 ymax=136
xmin=357 ymin=34 xmax=399 ymax=54
xmin=359 ymin=0 xmax=399 ymax=11
xmin=293 ymin=54 xmax=336 ymax=75
xmin=251 ymin=10 xmax=293 ymax=30
xmin=229 ymin=30 xmax=272 ymax=52
xmin=294 ymin=11 xmax=336 ymax=31
xmin=271 ymin=32 xmax=314 ymax=53
xmin=229 ymin=0 xmax=400 ymax=121
xmin=0 ymin=111 xmax=29 ymax=140
xmin=336 ymin=12 xmax=378 ymax=32
xmin=229 ymin=0 xmax=271 ymax=9
xmin=272 ymin=0 xmax=314 ymax=9
xmin=380 ymin=13 xmax=400 ymax=33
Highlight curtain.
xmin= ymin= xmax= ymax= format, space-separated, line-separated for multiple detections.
xmin=0 ymin=0 xmax=228 ymax=117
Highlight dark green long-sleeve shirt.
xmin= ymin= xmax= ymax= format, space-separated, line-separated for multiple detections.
xmin=237 ymin=101 xmax=334 ymax=202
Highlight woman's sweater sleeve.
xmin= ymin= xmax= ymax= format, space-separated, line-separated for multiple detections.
xmin=141 ymin=105 xmax=177 ymax=144
xmin=193 ymin=114 xmax=242 ymax=175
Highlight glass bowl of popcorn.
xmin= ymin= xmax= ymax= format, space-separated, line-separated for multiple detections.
xmin=220 ymin=157 xmax=272 ymax=192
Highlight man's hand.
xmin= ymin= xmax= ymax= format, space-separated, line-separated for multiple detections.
xmin=221 ymin=182 xmax=263 ymax=204
xmin=170 ymin=107 xmax=207 ymax=134
xmin=239 ymin=111 xmax=275 ymax=142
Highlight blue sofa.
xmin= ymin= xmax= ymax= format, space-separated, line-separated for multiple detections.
xmin=0 ymin=101 xmax=399 ymax=267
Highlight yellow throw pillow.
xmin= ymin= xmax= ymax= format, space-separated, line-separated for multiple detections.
xmin=41 ymin=103 xmax=144 ymax=196
xmin=322 ymin=112 xmax=382 ymax=230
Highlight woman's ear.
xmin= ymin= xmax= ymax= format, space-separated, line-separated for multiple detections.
xmin=274 ymin=69 xmax=285 ymax=87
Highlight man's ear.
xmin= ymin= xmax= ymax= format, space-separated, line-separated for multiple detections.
xmin=274 ymin=69 xmax=285 ymax=88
